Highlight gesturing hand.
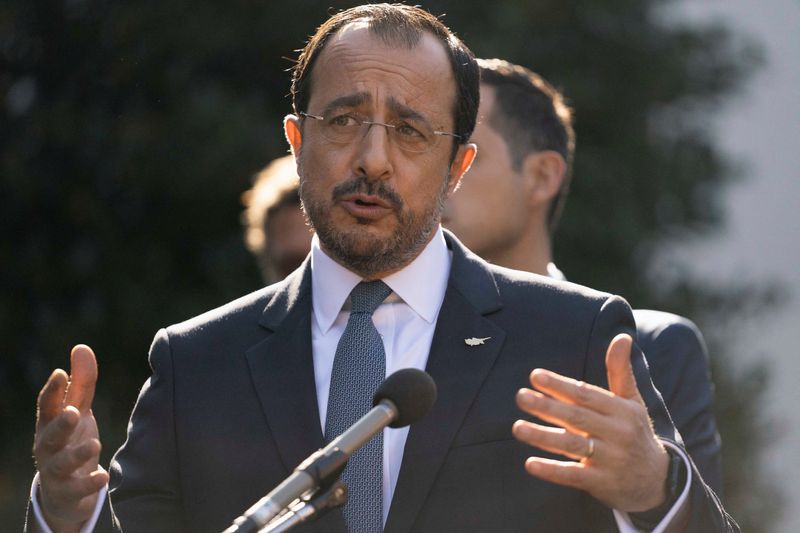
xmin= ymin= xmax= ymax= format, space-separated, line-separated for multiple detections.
xmin=33 ymin=345 xmax=108 ymax=532
xmin=512 ymin=333 xmax=670 ymax=513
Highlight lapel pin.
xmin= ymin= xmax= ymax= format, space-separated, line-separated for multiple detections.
xmin=464 ymin=337 xmax=491 ymax=346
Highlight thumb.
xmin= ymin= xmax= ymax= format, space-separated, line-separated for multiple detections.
xmin=605 ymin=333 xmax=643 ymax=403
xmin=65 ymin=344 xmax=98 ymax=413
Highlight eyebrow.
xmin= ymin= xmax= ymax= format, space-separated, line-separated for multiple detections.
xmin=320 ymin=93 xmax=437 ymax=129
xmin=321 ymin=92 xmax=370 ymax=115
xmin=387 ymin=97 xmax=435 ymax=129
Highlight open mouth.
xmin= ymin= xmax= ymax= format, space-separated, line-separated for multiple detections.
xmin=340 ymin=193 xmax=394 ymax=220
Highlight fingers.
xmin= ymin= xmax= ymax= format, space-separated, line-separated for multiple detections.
xmin=35 ymin=407 xmax=81 ymax=459
xmin=523 ymin=456 xmax=600 ymax=491
xmin=528 ymin=369 xmax=617 ymax=415
xmin=516 ymin=388 xmax=616 ymax=438
xmin=59 ymin=471 xmax=109 ymax=505
xmin=516 ymin=334 xmax=668 ymax=511
xmin=41 ymin=469 xmax=109 ymax=515
xmin=65 ymin=345 xmax=98 ymax=412
xmin=605 ymin=334 xmax=643 ymax=403
xmin=42 ymin=438 xmax=102 ymax=479
xmin=513 ymin=420 xmax=598 ymax=461
xmin=37 ymin=369 xmax=69 ymax=427
xmin=37 ymin=343 xmax=98 ymax=425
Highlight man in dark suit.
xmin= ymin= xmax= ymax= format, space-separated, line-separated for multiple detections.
xmin=30 ymin=4 xmax=736 ymax=532
xmin=442 ymin=59 xmax=722 ymax=493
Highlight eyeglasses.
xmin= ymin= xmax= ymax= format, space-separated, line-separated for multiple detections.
xmin=299 ymin=111 xmax=461 ymax=154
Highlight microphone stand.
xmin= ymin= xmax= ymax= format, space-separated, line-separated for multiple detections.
xmin=260 ymin=481 xmax=348 ymax=533
xmin=223 ymin=406 xmax=393 ymax=533
xmin=224 ymin=368 xmax=436 ymax=533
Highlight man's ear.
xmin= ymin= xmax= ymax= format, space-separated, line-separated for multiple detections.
xmin=522 ymin=150 xmax=566 ymax=207
xmin=284 ymin=114 xmax=303 ymax=156
xmin=446 ymin=143 xmax=477 ymax=195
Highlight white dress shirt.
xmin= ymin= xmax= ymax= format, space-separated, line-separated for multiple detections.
xmin=310 ymin=227 xmax=451 ymax=525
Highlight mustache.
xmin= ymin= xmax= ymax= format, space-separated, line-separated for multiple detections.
xmin=331 ymin=177 xmax=404 ymax=210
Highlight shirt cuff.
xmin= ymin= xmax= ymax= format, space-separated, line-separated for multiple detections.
xmin=612 ymin=441 xmax=691 ymax=533
xmin=31 ymin=470 xmax=108 ymax=533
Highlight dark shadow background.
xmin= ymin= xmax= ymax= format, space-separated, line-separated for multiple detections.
xmin=0 ymin=0 xmax=782 ymax=529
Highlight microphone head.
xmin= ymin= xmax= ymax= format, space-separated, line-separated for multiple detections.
xmin=373 ymin=369 xmax=437 ymax=428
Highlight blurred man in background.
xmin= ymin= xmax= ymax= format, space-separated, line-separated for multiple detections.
xmin=242 ymin=154 xmax=312 ymax=283
xmin=443 ymin=58 xmax=722 ymax=493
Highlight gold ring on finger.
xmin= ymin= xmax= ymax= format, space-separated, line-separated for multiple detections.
xmin=582 ymin=437 xmax=595 ymax=462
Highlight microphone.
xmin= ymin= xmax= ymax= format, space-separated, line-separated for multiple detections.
xmin=223 ymin=368 xmax=437 ymax=533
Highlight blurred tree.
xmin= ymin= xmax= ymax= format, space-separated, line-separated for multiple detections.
xmin=0 ymin=0 xmax=775 ymax=529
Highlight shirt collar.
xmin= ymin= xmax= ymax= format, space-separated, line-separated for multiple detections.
xmin=547 ymin=262 xmax=566 ymax=281
xmin=311 ymin=226 xmax=451 ymax=334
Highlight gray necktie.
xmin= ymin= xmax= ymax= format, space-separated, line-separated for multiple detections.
xmin=325 ymin=280 xmax=393 ymax=533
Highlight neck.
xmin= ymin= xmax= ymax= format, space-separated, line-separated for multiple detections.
xmin=483 ymin=223 xmax=552 ymax=276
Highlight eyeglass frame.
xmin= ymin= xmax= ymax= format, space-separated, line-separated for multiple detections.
xmin=297 ymin=111 xmax=463 ymax=153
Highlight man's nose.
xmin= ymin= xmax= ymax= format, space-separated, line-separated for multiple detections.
xmin=354 ymin=123 xmax=393 ymax=181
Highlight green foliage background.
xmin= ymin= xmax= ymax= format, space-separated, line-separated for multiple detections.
xmin=1 ymin=0 xmax=778 ymax=529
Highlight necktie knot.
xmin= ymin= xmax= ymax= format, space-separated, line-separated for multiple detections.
xmin=350 ymin=280 xmax=392 ymax=314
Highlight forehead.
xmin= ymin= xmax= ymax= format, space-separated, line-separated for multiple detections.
xmin=479 ymin=84 xmax=497 ymax=117
xmin=471 ymin=85 xmax=500 ymax=142
xmin=471 ymin=84 xmax=513 ymax=162
xmin=308 ymin=23 xmax=456 ymax=124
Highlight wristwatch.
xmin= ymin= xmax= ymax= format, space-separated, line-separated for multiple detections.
xmin=628 ymin=448 xmax=687 ymax=531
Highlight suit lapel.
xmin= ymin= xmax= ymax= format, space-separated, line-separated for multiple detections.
xmin=245 ymin=260 xmax=324 ymax=476
xmin=244 ymin=260 xmax=348 ymax=533
xmin=385 ymin=232 xmax=506 ymax=533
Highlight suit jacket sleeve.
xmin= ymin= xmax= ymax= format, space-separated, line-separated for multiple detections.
xmin=635 ymin=313 xmax=723 ymax=495
xmin=107 ymin=328 xmax=186 ymax=532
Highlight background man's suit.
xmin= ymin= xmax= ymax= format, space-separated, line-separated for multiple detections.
xmin=101 ymin=233 xmax=734 ymax=532
xmin=633 ymin=309 xmax=722 ymax=494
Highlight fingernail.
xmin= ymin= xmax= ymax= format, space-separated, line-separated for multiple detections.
xmin=526 ymin=459 xmax=542 ymax=473
xmin=533 ymin=371 xmax=549 ymax=386
xmin=517 ymin=390 xmax=535 ymax=407
xmin=513 ymin=422 xmax=532 ymax=439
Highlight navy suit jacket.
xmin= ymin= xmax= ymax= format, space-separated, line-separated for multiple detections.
xmin=633 ymin=309 xmax=722 ymax=495
xmin=32 ymin=233 xmax=735 ymax=532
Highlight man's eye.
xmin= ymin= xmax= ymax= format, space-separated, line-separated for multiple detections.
xmin=395 ymin=123 xmax=424 ymax=138
xmin=329 ymin=115 xmax=357 ymax=127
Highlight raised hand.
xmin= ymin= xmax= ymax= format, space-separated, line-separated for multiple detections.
xmin=512 ymin=333 xmax=669 ymax=512
xmin=33 ymin=345 xmax=108 ymax=532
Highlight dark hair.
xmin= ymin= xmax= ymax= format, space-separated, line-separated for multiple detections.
xmin=291 ymin=4 xmax=479 ymax=158
xmin=478 ymin=58 xmax=575 ymax=234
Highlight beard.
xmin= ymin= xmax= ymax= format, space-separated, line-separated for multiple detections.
xmin=299 ymin=173 xmax=449 ymax=278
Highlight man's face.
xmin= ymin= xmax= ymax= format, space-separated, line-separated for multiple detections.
xmin=287 ymin=23 xmax=474 ymax=278
xmin=443 ymin=84 xmax=532 ymax=259
xmin=265 ymin=204 xmax=313 ymax=280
